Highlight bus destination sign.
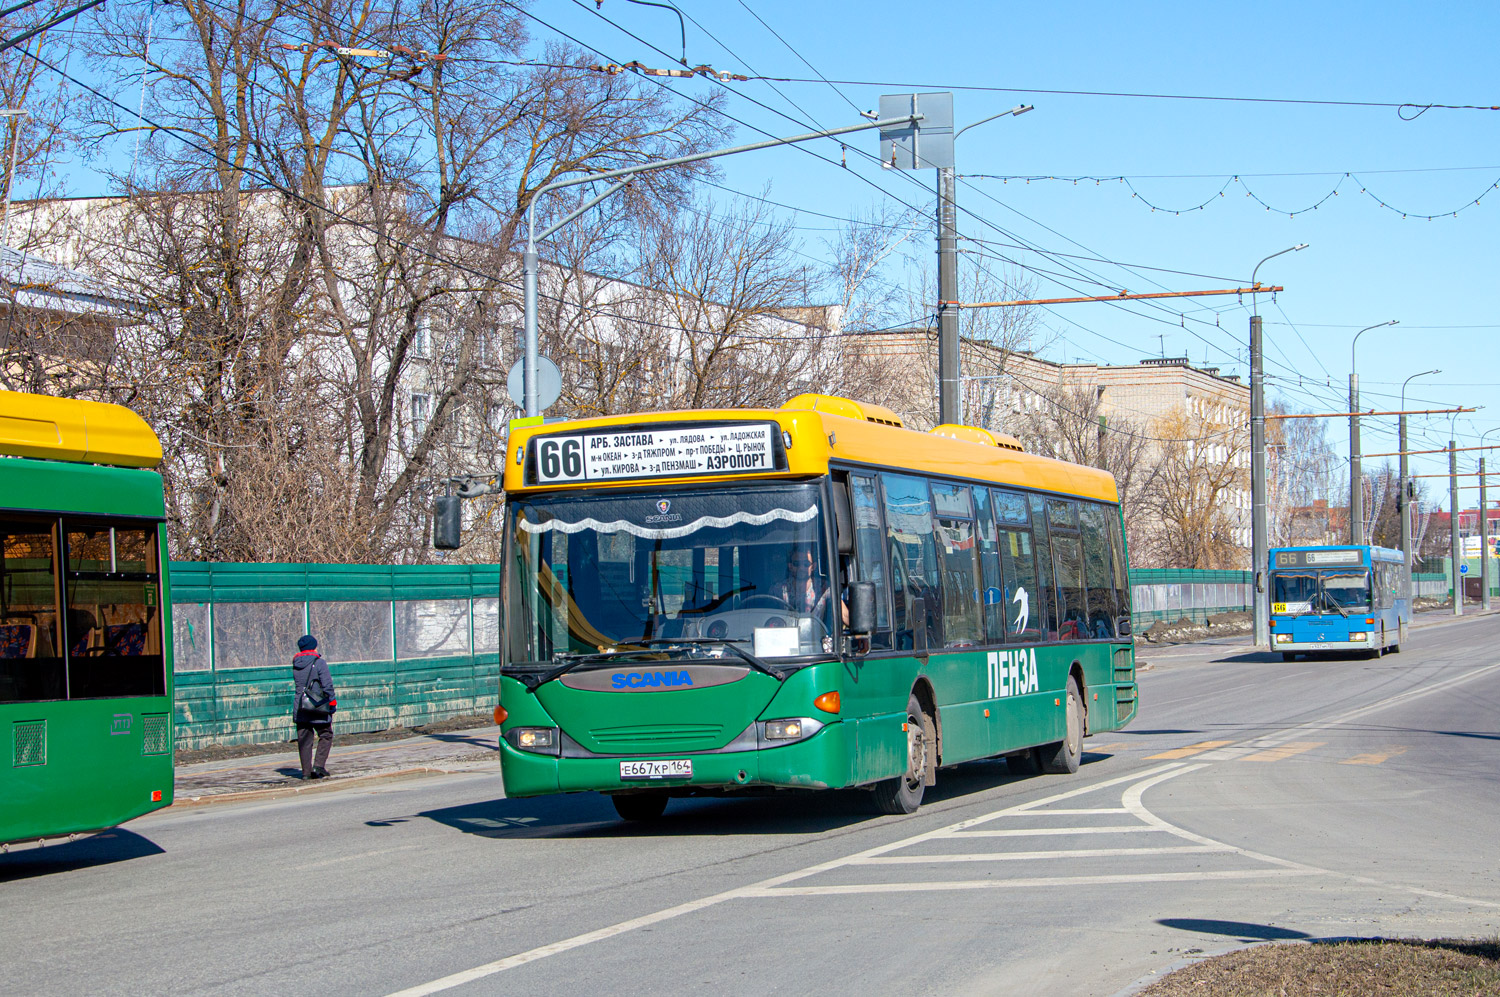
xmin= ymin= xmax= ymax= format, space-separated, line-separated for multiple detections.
xmin=531 ymin=423 xmax=780 ymax=484
xmin=1275 ymin=549 xmax=1364 ymax=568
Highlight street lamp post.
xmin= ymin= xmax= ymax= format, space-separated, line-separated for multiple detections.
xmin=1398 ymin=369 xmax=1439 ymax=584
xmin=937 ymin=103 xmax=1032 ymax=425
xmin=1479 ymin=426 xmax=1500 ymax=611
xmin=1348 ymin=319 xmax=1398 ymax=545
xmin=1249 ymin=244 xmax=1309 ymax=651
xmin=518 ymin=111 xmax=924 ymax=417
xmin=1450 ymin=409 xmax=1463 ymax=616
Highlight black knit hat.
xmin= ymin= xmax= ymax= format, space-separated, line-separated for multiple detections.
xmin=297 ymin=635 xmax=318 ymax=651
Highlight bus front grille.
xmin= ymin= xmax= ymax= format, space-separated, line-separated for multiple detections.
xmin=590 ymin=724 xmax=724 ymax=750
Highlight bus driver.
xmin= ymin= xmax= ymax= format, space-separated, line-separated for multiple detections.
xmin=771 ymin=545 xmax=850 ymax=625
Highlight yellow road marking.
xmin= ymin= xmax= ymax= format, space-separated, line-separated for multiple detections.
xmin=1145 ymin=740 xmax=1232 ymax=760
xmin=1340 ymin=746 xmax=1409 ymax=766
xmin=1242 ymin=741 xmax=1325 ymax=762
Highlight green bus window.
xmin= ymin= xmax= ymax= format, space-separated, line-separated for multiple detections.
xmin=0 ymin=519 xmax=66 ymax=703
xmin=882 ymin=474 xmax=941 ymax=650
xmin=995 ymin=524 xmax=1041 ymax=642
xmin=1079 ymin=503 xmax=1118 ymax=638
xmin=1108 ymin=512 xmax=1131 ymax=634
xmin=973 ymin=488 xmax=1006 ymax=643
xmin=1028 ymin=494 xmax=1059 ymax=639
xmin=850 ymin=475 xmax=892 ymax=648
xmin=1052 ymin=534 xmax=1087 ymax=641
xmin=63 ymin=525 xmax=166 ymax=699
xmin=931 ymin=482 xmax=981 ymax=647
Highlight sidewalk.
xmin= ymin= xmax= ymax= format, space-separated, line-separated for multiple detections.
xmin=172 ymin=726 xmax=500 ymax=807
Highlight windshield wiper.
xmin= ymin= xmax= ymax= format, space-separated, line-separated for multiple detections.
xmin=637 ymin=637 xmax=787 ymax=681
xmin=1318 ymin=590 xmax=1349 ymax=617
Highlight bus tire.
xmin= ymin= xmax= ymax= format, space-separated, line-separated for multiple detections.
xmin=1038 ymin=676 xmax=1083 ymax=775
xmin=872 ymin=694 xmax=928 ymax=814
xmin=1281 ymin=652 xmax=1297 ymax=662
xmin=611 ymin=792 xmax=669 ymax=822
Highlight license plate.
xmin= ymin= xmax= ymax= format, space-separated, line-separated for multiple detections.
xmin=620 ymin=759 xmax=692 ymax=780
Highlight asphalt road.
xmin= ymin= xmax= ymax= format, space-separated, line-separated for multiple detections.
xmin=6 ymin=611 xmax=1500 ymax=996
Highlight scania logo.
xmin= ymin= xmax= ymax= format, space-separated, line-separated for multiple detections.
xmin=656 ymin=499 xmax=671 ymax=514
xmin=611 ymin=670 xmax=694 ymax=689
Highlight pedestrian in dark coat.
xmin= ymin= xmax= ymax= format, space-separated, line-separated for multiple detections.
xmin=292 ymin=634 xmax=336 ymax=779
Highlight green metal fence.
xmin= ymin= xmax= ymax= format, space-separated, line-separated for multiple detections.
xmin=168 ymin=562 xmax=499 ymax=750
xmin=1129 ymin=569 xmax=1253 ymax=626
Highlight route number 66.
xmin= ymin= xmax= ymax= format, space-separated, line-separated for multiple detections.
xmin=537 ymin=438 xmax=585 ymax=481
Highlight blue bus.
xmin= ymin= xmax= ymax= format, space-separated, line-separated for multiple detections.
xmin=1268 ymin=545 xmax=1410 ymax=661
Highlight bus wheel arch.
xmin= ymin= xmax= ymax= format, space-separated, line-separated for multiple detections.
xmin=1069 ymin=662 xmax=1089 ymax=735
xmin=911 ymin=677 xmax=940 ymax=782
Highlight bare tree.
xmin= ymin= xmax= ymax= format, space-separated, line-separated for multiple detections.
xmin=22 ymin=1 xmax=730 ymax=562
xmin=1140 ymin=406 xmax=1251 ymax=569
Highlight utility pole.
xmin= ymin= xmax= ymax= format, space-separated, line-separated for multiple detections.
xmin=1451 ymin=438 xmax=1462 ymax=616
xmin=937 ymin=165 xmax=960 ymax=424
xmin=1249 ymin=243 xmax=1307 ymax=651
xmin=1399 ymin=413 xmax=1411 ymax=577
xmin=1251 ymin=314 xmax=1269 ymax=647
xmin=1483 ymin=455 xmax=1491 ymax=610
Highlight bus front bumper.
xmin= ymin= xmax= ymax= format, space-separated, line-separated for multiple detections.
xmin=499 ymin=721 xmax=854 ymax=798
xmin=1272 ymin=636 xmax=1375 ymax=653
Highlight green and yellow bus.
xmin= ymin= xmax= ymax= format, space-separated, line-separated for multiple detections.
xmin=495 ymin=394 xmax=1137 ymax=819
xmin=1 ymin=391 xmax=174 ymax=845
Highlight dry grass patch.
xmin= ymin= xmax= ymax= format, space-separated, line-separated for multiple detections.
xmin=1137 ymin=938 xmax=1500 ymax=996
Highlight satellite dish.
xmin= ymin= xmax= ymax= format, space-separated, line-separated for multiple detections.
xmin=507 ymin=356 xmax=562 ymax=412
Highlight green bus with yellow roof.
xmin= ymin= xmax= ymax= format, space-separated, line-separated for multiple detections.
xmin=487 ymin=394 xmax=1137 ymax=820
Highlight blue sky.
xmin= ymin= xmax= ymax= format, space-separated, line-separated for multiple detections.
xmin=529 ymin=0 xmax=1500 ymax=493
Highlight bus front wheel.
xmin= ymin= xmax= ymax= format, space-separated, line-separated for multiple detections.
xmin=1038 ymin=676 xmax=1083 ymax=774
xmin=872 ymin=694 xmax=928 ymax=814
xmin=611 ymin=792 xmax=669 ymax=822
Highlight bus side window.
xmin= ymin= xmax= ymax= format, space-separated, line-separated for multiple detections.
xmin=1028 ymin=495 xmax=1059 ymax=640
xmin=930 ymin=482 xmax=982 ymax=647
xmin=850 ymin=475 xmax=893 ymax=649
xmin=63 ymin=524 xmax=167 ymax=699
xmin=1079 ymin=503 xmax=1118 ymax=638
xmin=0 ymin=518 xmax=66 ymax=703
xmin=992 ymin=495 xmax=1041 ymax=645
xmin=973 ymin=488 xmax=1006 ymax=643
xmin=881 ymin=473 xmax=942 ymax=650
xmin=1047 ymin=500 xmax=1086 ymax=641
xmin=1108 ymin=511 xmax=1131 ymax=635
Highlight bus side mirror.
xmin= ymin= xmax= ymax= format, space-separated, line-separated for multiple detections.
xmin=434 ymin=495 xmax=462 ymax=550
xmin=848 ymin=581 xmax=877 ymax=635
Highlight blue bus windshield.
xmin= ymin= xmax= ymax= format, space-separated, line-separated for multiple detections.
xmin=1272 ymin=568 xmax=1371 ymax=614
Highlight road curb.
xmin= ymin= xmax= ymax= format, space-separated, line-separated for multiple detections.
xmin=171 ymin=762 xmax=494 ymax=809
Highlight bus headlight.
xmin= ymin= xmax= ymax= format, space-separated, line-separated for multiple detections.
xmin=1273 ymin=633 xmax=1291 ymax=643
xmin=762 ymin=718 xmax=824 ymax=742
xmin=507 ymin=727 xmax=560 ymax=754
xmin=1348 ymin=632 xmax=1369 ymax=642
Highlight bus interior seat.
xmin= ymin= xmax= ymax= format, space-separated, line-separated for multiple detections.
xmin=106 ymin=622 xmax=147 ymax=656
xmin=0 ymin=622 xmax=35 ymax=659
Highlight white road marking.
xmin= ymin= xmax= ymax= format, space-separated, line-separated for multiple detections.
xmin=852 ymin=844 xmax=1232 ymax=864
xmin=744 ymin=868 xmax=1321 ymax=898
xmin=383 ymin=763 xmax=1190 ymax=996
xmin=959 ymin=825 xmax=1161 ymax=837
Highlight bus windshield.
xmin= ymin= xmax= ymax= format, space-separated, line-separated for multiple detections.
xmin=1271 ymin=568 xmax=1372 ymax=614
xmin=507 ymin=483 xmax=834 ymax=663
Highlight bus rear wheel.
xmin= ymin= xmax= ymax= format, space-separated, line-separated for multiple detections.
xmin=611 ymin=792 xmax=669 ymax=822
xmin=872 ymin=694 xmax=928 ymax=814
xmin=1037 ymin=676 xmax=1083 ymax=775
